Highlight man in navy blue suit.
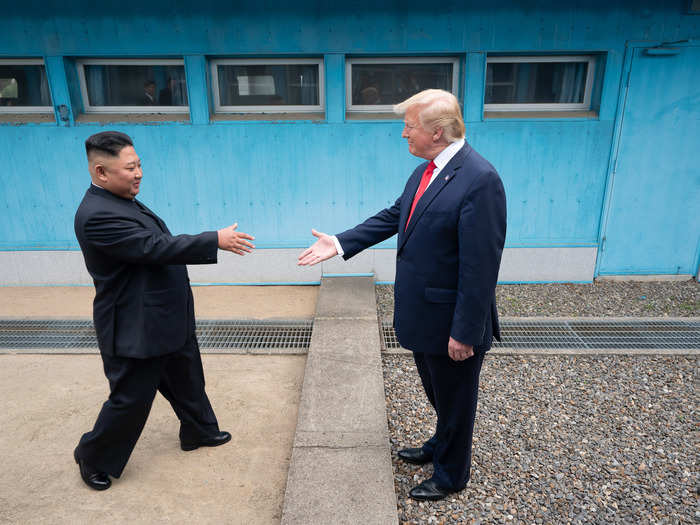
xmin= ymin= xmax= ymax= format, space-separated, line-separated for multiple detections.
xmin=298 ymin=89 xmax=506 ymax=501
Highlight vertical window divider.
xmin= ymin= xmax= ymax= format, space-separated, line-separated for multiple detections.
xmin=184 ymin=55 xmax=209 ymax=124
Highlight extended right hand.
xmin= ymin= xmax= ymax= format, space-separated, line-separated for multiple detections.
xmin=217 ymin=223 xmax=255 ymax=255
xmin=297 ymin=229 xmax=338 ymax=266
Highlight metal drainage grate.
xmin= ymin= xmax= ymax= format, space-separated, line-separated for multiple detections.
xmin=381 ymin=319 xmax=700 ymax=350
xmin=0 ymin=319 xmax=313 ymax=352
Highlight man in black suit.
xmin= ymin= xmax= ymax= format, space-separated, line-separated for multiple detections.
xmin=73 ymin=131 xmax=255 ymax=490
xmin=142 ymin=80 xmax=156 ymax=105
xmin=298 ymin=89 xmax=506 ymax=501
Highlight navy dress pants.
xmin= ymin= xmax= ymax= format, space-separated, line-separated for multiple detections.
xmin=413 ymin=350 xmax=485 ymax=491
xmin=75 ymin=335 xmax=220 ymax=478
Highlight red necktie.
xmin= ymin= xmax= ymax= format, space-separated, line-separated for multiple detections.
xmin=405 ymin=161 xmax=436 ymax=230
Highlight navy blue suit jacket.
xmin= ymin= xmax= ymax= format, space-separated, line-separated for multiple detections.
xmin=74 ymin=185 xmax=218 ymax=359
xmin=337 ymin=143 xmax=507 ymax=354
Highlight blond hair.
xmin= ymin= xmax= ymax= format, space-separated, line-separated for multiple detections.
xmin=393 ymin=89 xmax=465 ymax=142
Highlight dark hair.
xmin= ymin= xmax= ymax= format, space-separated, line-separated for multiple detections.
xmin=85 ymin=131 xmax=133 ymax=158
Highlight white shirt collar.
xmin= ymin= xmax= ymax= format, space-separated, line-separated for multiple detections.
xmin=433 ymin=138 xmax=465 ymax=172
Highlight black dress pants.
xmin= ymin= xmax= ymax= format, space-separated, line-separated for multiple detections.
xmin=413 ymin=350 xmax=485 ymax=491
xmin=75 ymin=335 xmax=219 ymax=477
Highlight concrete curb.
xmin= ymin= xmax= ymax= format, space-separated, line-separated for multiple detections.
xmin=383 ymin=347 xmax=700 ymax=356
xmin=281 ymin=277 xmax=398 ymax=525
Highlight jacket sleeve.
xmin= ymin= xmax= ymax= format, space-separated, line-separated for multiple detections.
xmin=336 ymin=196 xmax=402 ymax=260
xmin=450 ymin=170 xmax=507 ymax=345
xmin=84 ymin=212 xmax=218 ymax=265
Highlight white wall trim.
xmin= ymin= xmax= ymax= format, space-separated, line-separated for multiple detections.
xmin=0 ymin=247 xmax=598 ymax=285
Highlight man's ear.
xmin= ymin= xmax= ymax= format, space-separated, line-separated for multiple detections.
xmin=94 ymin=162 xmax=108 ymax=182
xmin=432 ymin=127 xmax=444 ymax=143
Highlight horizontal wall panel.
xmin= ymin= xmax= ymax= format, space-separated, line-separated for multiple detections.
xmin=0 ymin=247 xmax=596 ymax=285
xmin=0 ymin=120 xmax=613 ymax=249
xmin=2 ymin=2 xmax=695 ymax=57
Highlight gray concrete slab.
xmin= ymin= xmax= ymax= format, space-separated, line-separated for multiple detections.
xmin=282 ymin=447 xmax=397 ymax=525
xmin=308 ymin=318 xmax=383 ymax=363
xmin=281 ymin=277 xmax=398 ymax=525
xmin=314 ymin=276 xmax=378 ymax=320
xmin=294 ymin=354 xmax=387 ymax=441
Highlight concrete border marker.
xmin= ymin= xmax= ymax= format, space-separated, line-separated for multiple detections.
xmin=281 ymin=277 xmax=398 ymax=525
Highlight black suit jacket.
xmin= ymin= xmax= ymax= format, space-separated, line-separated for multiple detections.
xmin=74 ymin=185 xmax=218 ymax=358
xmin=338 ymin=143 xmax=507 ymax=354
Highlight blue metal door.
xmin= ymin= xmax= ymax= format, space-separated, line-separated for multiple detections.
xmin=598 ymin=45 xmax=700 ymax=276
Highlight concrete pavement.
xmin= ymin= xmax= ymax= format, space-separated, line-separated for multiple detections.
xmin=281 ymin=277 xmax=398 ymax=525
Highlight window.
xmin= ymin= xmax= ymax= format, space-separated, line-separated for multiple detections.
xmin=485 ymin=55 xmax=596 ymax=112
xmin=346 ymin=57 xmax=459 ymax=113
xmin=77 ymin=59 xmax=188 ymax=113
xmin=211 ymin=59 xmax=323 ymax=113
xmin=0 ymin=59 xmax=52 ymax=113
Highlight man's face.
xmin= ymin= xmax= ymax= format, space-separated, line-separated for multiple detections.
xmin=401 ymin=105 xmax=437 ymax=160
xmin=95 ymin=146 xmax=142 ymax=199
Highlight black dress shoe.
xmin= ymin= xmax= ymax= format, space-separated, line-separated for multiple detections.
xmin=409 ymin=478 xmax=453 ymax=501
xmin=74 ymin=449 xmax=111 ymax=491
xmin=397 ymin=447 xmax=433 ymax=465
xmin=180 ymin=430 xmax=232 ymax=451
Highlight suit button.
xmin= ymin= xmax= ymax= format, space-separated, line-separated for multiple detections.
xmin=397 ymin=256 xmax=402 ymax=262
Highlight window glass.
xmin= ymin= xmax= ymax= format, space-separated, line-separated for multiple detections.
xmin=351 ymin=62 xmax=454 ymax=106
xmin=216 ymin=63 xmax=319 ymax=107
xmin=485 ymin=61 xmax=589 ymax=105
xmin=0 ymin=64 xmax=51 ymax=108
xmin=83 ymin=64 xmax=187 ymax=107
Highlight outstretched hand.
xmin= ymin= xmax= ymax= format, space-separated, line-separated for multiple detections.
xmin=297 ymin=229 xmax=338 ymax=266
xmin=218 ymin=223 xmax=255 ymax=255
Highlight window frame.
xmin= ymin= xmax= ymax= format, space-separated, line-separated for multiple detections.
xmin=0 ymin=58 xmax=53 ymax=114
xmin=210 ymin=58 xmax=325 ymax=114
xmin=76 ymin=58 xmax=189 ymax=114
xmin=346 ymin=56 xmax=460 ymax=113
xmin=484 ymin=55 xmax=596 ymax=112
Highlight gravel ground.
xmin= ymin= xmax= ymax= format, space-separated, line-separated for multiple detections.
xmin=383 ymin=354 xmax=698 ymax=524
xmin=376 ymin=281 xmax=699 ymax=321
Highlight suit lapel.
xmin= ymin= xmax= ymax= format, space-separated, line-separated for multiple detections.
xmin=134 ymin=200 xmax=169 ymax=234
xmin=398 ymin=144 xmax=470 ymax=252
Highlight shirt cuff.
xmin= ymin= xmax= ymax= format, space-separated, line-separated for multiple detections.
xmin=331 ymin=235 xmax=344 ymax=257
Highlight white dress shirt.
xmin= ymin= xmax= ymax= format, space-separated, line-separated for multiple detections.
xmin=332 ymin=138 xmax=466 ymax=257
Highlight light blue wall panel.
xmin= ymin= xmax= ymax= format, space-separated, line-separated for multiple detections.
xmin=0 ymin=0 xmax=698 ymax=280
xmin=469 ymin=120 xmax=615 ymax=245
xmin=0 ymin=123 xmax=417 ymax=249
xmin=0 ymin=119 xmax=615 ymax=249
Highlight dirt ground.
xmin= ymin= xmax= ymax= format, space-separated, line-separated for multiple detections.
xmin=0 ymin=285 xmax=318 ymax=319
xmin=0 ymin=354 xmax=305 ymax=525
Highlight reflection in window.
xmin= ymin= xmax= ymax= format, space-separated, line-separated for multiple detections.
xmin=346 ymin=58 xmax=459 ymax=113
xmin=0 ymin=63 xmax=52 ymax=111
xmin=80 ymin=62 xmax=187 ymax=111
xmin=351 ymin=63 xmax=453 ymax=106
xmin=484 ymin=56 xmax=595 ymax=111
xmin=215 ymin=63 xmax=320 ymax=109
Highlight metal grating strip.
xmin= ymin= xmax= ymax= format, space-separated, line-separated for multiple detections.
xmin=0 ymin=319 xmax=312 ymax=351
xmin=380 ymin=319 xmax=700 ymax=350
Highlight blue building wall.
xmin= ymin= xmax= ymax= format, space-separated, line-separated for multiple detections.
xmin=1 ymin=1 xmax=698 ymax=280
